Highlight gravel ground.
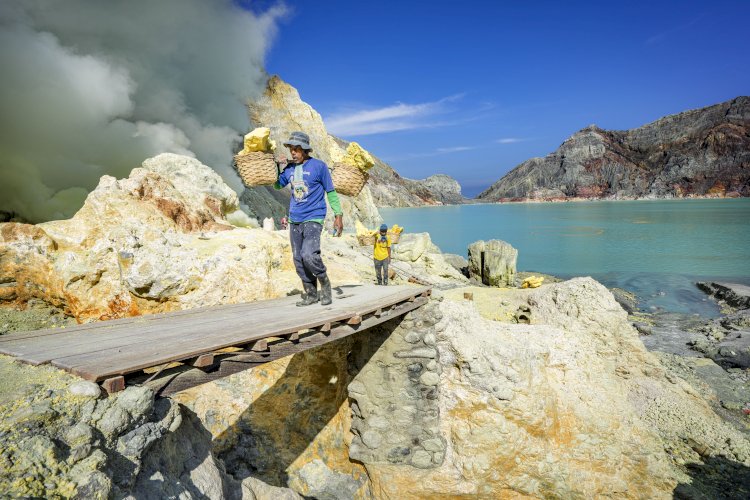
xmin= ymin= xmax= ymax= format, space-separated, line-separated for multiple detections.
xmin=0 ymin=299 xmax=77 ymax=335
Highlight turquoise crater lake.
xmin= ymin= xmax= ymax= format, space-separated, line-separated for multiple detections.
xmin=380 ymin=199 xmax=750 ymax=316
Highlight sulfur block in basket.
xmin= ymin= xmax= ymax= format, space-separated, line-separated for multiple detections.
xmin=241 ymin=127 xmax=276 ymax=154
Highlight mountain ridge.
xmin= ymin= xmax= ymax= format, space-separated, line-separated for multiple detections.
xmin=478 ymin=96 xmax=750 ymax=201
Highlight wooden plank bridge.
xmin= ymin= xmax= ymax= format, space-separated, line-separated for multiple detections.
xmin=0 ymin=284 xmax=431 ymax=396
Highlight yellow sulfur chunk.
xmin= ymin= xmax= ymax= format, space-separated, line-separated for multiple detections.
xmin=241 ymin=127 xmax=276 ymax=154
xmin=390 ymin=224 xmax=404 ymax=234
xmin=521 ymin=276 xmax=544 ymax=288
xmin=355 ymin=220 xmax=380 ymax=237
xmin=342 ymin=142 xmax=375 ymax=171
xmin=355 ymin=220 xmax=370 ymax=236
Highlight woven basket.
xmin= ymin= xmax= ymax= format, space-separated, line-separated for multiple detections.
xmin=388 ymin=231 xmax=401 ymax=244
xmin=357 ymin=234 xmax=376 ymax=246
xmin=234 ymin=151 xmax=277 ymax=187
xmin=331 ymin=163 xmax=368 ymax=197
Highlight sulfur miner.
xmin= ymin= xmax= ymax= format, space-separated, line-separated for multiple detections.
xmin=274 ymin=131 xmax=343 ymax=306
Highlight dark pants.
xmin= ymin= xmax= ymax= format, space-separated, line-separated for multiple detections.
xmin=374 ymin=258 xmax=389 ymax=285
xmin=290 ymin=222 xmax=326 ymax=285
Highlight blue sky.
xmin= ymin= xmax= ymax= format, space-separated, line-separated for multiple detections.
xmin=264 ymin=1 xmax=750 ymax=197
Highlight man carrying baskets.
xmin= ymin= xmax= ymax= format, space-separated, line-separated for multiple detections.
xmin=275 ymin=131 xmax=343 ymax=306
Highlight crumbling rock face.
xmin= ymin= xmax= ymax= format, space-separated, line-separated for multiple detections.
xmin=0 ymin=356 xmax=304 ymax=500
xmin=479 ymin=96 xmax=750 ymax=201
xmin=361 ymin=148 xmax=466 ymax=208
xmin=0 ymin=358 xmax=173 ymax=499
xmin=0 ymin=154 xmax=310 ymax=320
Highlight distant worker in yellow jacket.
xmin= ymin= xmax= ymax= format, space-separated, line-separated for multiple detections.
xmin=374 ymin=224 xmax=391 ymax=285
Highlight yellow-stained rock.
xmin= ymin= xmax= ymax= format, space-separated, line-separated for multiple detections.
xmin=172 ymin=338 xmax=372 ymax=498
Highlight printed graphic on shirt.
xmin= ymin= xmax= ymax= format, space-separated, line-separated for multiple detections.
xmin=291 ymin=176 xmax=309 ymax=201
xmin=292 ymin=165 xmax=310 ymax=202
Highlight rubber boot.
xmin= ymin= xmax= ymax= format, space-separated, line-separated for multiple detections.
xmin=318 ymin=274 xmax=332 ymax=306
xmin=296 ymin=282 xmax=318 ymax=307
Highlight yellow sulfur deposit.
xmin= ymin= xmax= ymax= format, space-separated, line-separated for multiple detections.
xmin=341 ymin=142 xmax=374 ymax=171
xmin=241 ymin=127 xmax=276 ymax=154
xmin=355 ymin=219 xmax=378 ymax=237
xmin=390 ymin=224 xmax=404 ymax=234
xmin=521 ymin=276 xmax=545 ymax=288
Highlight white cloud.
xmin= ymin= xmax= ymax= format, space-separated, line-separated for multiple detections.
xmin=496 ymin=137 xmax=526 ymax=144
xmin=436 ymin=146 xmax=474 ymax=153
xmin=325 ymin=95 xmax=464 ymax=136
xmin=383 ymin=146 xmax=476 ymax=162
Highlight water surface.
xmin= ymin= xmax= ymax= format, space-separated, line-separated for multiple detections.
xmin=381 ymin=199 xmax=750 ymax=316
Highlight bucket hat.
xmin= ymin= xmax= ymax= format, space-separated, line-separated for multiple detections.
xmin=283 ymin=131 xmax=312 ymax=151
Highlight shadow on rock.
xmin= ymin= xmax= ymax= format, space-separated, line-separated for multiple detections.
xmin=673 ymin=455 xmax=750 ymax=500
xmin=125 ymin=402 xmax=238 ymax=499
xmin=213 ymin=317 xmax=397 ymax=494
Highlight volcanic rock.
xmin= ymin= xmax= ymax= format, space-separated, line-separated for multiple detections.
xmin=467 ymin=239 xmax=518 ymax=286
xmin=479 ymin=96 xmax=750 ymax=201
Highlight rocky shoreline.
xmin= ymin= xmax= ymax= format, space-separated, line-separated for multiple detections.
xmin=627 ymin=281 xmax=750 ymax=433
xmin=468 ymin=193 xmax=746 ymax=205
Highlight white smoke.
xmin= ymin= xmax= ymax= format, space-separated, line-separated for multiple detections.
xmin=0 ymin=0 xmax=285 ymax=222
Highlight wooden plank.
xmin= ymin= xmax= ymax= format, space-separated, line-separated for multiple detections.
xmin=0 ymin=304 xmax=286 ymax=363
xmin=346 ymin=287 xmax=429 ymax=318
xmin=223 ymin=352 xmax=273 ymax=363
xmin=192 ymin=354 xmax=214 ymax=368
xmin=298 ymin=331 xmax=328 ymax=344
xmin=10 ymin=286 xmax=403 ymax=364
xmin=73 ymin=297 xmax=412 ymax=382
xmin=0 ymin=284 xmax=423 ymax=350
xmin=54 ymin=290 xmax=426 ymax=380
xmin=0 ymin=296 xmax=290 ymax=344
xmin=286 ymin=331 xmax=301 ymax=342
xmin=0 ymin=283 xmax=391 ymax=349
xmin=6 ymin=284 xmax=429 ymax=381
xmin=102 ymin=376 xmax=125 ymax=394
xmin=45 ymin=284 xmax=418 ymax=357
xmin=2 ymin=300 xmax=288 ymax=353
xmin=145 ymin=296 xmax=428 ymax=395
xmin=250 ymin=339 xmax=268 ymax=351
xmin=53 ymin=288 xmax=426 ymax=368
